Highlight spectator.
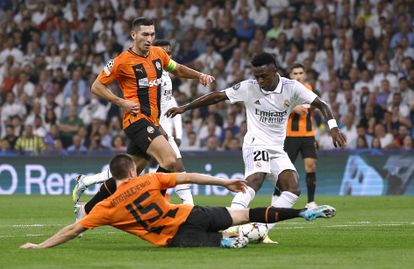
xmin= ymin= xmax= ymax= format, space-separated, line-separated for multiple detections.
xmin=111 ymin=136 xmax=126 ymax=151
xmin=58 ymin=105 xmax=83 ymax=148
xmin=401 ymin=136 xmax=413 ymax=150
xmin=373 ymin=123 xmax=393 ymax=149
xmin=356 ymin=135 xmax=369 ymax=149
xmin=14 ymin=124 xmax=46 ymax=155
xmin=67 ymin=134 xmax=87 ymax=153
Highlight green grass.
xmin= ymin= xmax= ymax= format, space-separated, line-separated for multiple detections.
xmin=1 ymin=195 xmax=413 ymax=269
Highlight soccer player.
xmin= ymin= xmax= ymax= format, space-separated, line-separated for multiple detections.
xmin=72 ymin=18 xmax=212 ymax=209
xmin=166 ymin=52 xmax=346 ymax=240
xmin=20 ymin=154 xmax=336 ymax=249
xmin=274 ymin=63 xmax=320 ymax=209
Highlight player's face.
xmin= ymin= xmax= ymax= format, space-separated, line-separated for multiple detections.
xmin=131 ymin=25 xmax=156 ymax=54
xmin=290 ymin=67 xmax=305 ymax=82
xmin=252 ymin=65 xmax=278 ymax=91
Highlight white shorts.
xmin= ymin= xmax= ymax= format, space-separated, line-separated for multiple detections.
xmin=242 ymin=146 xmax=296 ymax=187
xmin=169 ymin=136 xmax=182 ymax=159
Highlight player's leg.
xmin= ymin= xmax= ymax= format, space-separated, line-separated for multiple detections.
xmin=230 ymin=147 xmax=270 ymax=209
xmin=272 ymin=137 xmax=300 ymax=204
xmin=167 ymin=135 xmax=194 ymax=205
xmin=302 ymin=136 xmax=318 ymax=208
xmin=227 ymin=206 xmax=336 ymax=225
xmin=266 ymin=153 xmax=300 ymax=231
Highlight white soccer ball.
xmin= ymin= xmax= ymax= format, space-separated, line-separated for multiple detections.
xmin=239 ymin=222 xmax=269 ymax=243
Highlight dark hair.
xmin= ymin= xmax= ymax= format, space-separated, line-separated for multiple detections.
xmin=152 ymin=39 xmax=171 ymax=47
xmin=131 ymin=17 xmax=154 ymax=31
xmin=251 ymin=52 xmax=277 ymax=68
xmin=289 ymin=63 xmax=305 ymax=73
xmin=109 ymin=154 xmax=135 ymax=180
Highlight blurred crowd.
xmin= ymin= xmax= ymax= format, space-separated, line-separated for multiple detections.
xmin=0 ymin=0 xmax=413 ymax=156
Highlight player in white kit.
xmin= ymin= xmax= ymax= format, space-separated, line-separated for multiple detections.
xmin=72 ymin=40 xmax=193 ymax=207
xmin=166 ymin=52 xmax=346 ymax=241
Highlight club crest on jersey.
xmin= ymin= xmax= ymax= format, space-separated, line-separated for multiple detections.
xmin=103 ymin=59 xmax=114 ymax=76
xmin=284 ymin=99 xmax=290 ymax=108
xmin=155 ymin=61 xmax=162 ymax=70
xmin=147 ymin=126 xmax=155 ymax=134
xmin=232 ymin=83 xmax=241 ymax=91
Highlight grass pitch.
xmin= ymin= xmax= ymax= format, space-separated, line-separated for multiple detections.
xmin=0 ymin=195 xmax=413 ymax=269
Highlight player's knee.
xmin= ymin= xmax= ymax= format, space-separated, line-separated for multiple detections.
xmin=159 ymin=157 xmax=178 ymax=171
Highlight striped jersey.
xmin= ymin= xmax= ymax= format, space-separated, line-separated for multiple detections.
xmin=286 ymin=82 xmax=315 ymax=137
xmin=97 ymin=46 xmax=171 ymax=129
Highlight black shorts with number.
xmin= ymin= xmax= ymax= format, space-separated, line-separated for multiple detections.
xmin=169 ymin=206 xmax=233 ymax=247
xmin=124 ymin=118 xmax=162 ymax=160
xmin=284 ymin=136 xmax=317 ymax=162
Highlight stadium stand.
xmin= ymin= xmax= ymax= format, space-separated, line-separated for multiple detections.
xmin=0 ymin=0 xmax=413 ymax=154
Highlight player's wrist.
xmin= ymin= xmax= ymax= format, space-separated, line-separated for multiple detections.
xmin=327 ymin=119 xmax=338 ymax=130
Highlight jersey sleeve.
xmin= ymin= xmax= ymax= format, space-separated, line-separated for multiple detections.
xmin=78 ymin=203 xmax=112 ymax=229
xmin=155 ymin=173 xmax=177 ymax=190
xmin=291 ymin=81 xmax=318 ymax=108
xmin=223 ymin=80 xmax=249 ymax=104
xmin=97 ymin=56 xmax=121 ymax=86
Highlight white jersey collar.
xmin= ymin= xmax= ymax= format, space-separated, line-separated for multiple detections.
xmin=259 ymin=73 xmax=282 ymax=95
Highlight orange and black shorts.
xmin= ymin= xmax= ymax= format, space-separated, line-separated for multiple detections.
xmin=124 ymin=118 xmax=162 ymax=160
xmin=284 ymin=136 xmax=317 ymax=163
xmin=168 ymin=206 xmax=232 ymax=247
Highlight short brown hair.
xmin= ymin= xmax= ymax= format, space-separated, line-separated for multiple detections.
xmin=109 ymin=154 xmax=135 ymax=180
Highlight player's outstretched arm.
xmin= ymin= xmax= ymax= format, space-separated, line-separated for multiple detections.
xmin=170 ymin=63 xmax=215 ymax=86
xmin=176 ymin=173 xmax=247 ymax=193
xmin=20 ymin=223 xmax=86 ymax=249
xmin=165 ymin=91 xmax=228 ymax=118
xmin=91 ymin=78 xmax=139 ymax=115
xmin=311 ymin=97 xmax=347 ymax=148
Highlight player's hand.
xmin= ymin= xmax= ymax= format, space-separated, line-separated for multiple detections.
xmin=293 ymin=104 xmax=309 ymax=116
xmin=120 ymin=100 xmax=139 ymax=115
xmin=225 ymin=179 xmax=248 ymax=193
xmin=199 ymin=74 xmax=215 ymax=86
xmin=330 ymin=127 xmax=347 ymax=148
xmin=165 ymin=106 xmax=185 ymax=118
xmin=20 ymin=243 xmax=40 ymax=249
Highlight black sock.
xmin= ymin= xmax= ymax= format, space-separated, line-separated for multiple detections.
xmin=272 ymin=187 xmax=281 ymax=196
xmin=249 ymin=207 xmax=304 ymax=223
xmin=84 ymin=178 xmax=117 ymax=214
xmin=306 ymin=172 xmax=316 ymax=203
xmin=156 ymin=167 xmax=171 ymax=196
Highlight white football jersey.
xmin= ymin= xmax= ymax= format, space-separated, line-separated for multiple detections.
xmin=159 ymin=70 xmax=182 ymax=139
xmin=224 ymin=75 xmax=317 ymax=148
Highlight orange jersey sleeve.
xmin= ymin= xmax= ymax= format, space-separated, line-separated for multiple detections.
xmin=97 ymin=47 xmax=172 ymax=129
xmin=286 ymin=82 xmax=315 ymax=137
xmin=79 ymin=173 xmax=193 ymax=247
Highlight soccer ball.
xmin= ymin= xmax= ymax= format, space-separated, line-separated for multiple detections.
xmin=239 ymin=223 xmax=269 ymax=243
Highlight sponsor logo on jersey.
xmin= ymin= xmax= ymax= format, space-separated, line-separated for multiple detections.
xmin=255 ymin=162 xmax=262 ymax=168
xmin=232 ymin=83 xmax=241 ymax=90
xmin=138 ymin=78 xmax=162 ymax=88
xmin=147 ymin=126 xmax=155 ymax=134
xmin=254 ymin=100 xmax=261 ymax=105
xmin=155 ymin=61 xmax=162 ymax=70
xmin=255 ymin=108 xmax=288 ymax=124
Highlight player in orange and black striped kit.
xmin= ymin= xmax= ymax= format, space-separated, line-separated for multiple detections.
xmin=73 ymin=17 xmax=214 ymax=214
xmin=21 ymin=154 xmax=336 ymax=249
xmin=273 ymin=63 xmax=319 ymax=209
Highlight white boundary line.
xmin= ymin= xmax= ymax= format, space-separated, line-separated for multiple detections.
xmin=1 ymin=221 xmax=413 ymax=238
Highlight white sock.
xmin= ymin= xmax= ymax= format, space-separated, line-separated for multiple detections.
xmin=267 ymin=191 xmax=298 ymax=230
xmin=83 ymin=168 xmax=112 ymax=186
xmin=175 ymin=184 xmax=194 ymax=205
xmin=231 ymin=186 xmax=256 ymax=209
xmin=271 ymin=194 xmax=279 ymax=206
